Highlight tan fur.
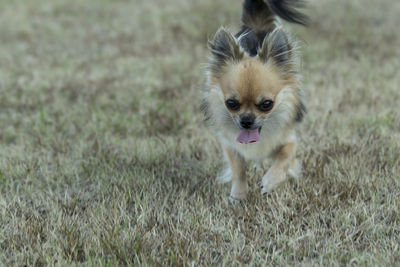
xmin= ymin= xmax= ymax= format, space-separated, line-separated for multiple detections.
xmin=204 ymin=49 xmax=303 ymax=199
xmin=261 ymin=141 xmax=297 ymax=194
xmin=224 ymin=146 xmax=247 ymax=201
xmin=204 ymin=2 xmax=306 ymax=202
xmin=217 ymin=58 xmax=288 ymax=116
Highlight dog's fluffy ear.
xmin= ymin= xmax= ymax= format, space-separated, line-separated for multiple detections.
xmin=208 ymin=27 xmax=243 ymax=76
xmin=258 ymin=28 xmax=294 ymax=70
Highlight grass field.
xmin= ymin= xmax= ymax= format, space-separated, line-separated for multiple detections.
xmin=1 ymin=0 xmax=399 ymax=265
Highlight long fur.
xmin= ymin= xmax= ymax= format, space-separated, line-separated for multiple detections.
xmin=237 ymin=0 xmax=307 ymax=56
xmin=203 ymin=0 xmax=308 ymax=200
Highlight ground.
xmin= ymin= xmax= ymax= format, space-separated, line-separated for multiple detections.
xmin=0 ymin=0 xmax=399 ymax=265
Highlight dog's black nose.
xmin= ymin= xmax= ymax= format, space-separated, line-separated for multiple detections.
xmin=240 ymin=115 xmax=254 ymax=129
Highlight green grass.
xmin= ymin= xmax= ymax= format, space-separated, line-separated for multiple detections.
xmin=1 ymin=0 xmax=399 ymax=265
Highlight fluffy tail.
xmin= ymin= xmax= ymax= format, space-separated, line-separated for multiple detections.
xmin=237 ymin=0 xmax=307 ymax=56
xmin=241 ymin=0 xmax=308 ymax=31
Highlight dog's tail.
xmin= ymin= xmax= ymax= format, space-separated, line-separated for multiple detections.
xmin=236 ymin=0 xmax=307 ymax=56
xmin=241 ymin=0 xmax=308 ymax=32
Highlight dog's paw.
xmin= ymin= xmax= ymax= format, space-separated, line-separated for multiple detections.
xmin=230 ymin=182 xmax=248 ymax=202
xmin=260 ymin=183 xmax=270 ymax=195
xmin=260 ymin=169 xmax=286 ymax=195
xmin=217 ymin=168 xmax=232 ymax=184
xmin=288 ymin=159 xmax=302 ymax=179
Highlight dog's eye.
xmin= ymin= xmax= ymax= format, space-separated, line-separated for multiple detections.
xmin=225 ymin=99 xmax=240 ymax=111
xmin=258 ymin=100 xmax=274 ymax=112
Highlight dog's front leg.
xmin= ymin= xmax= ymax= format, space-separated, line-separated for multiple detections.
xmin=261 ymin=141 xmax=296 ymax=195
xmin=224 ymin=146 xmax=247 ymax=203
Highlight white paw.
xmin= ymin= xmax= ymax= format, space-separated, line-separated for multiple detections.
xmin=288 ymin=159 xmax=302 ymax=179
xmin=260 ymin=185 xmax=269 ymax=195
xmin=217 ymin=167 xmax=232 ymax=184
xmin=230 ymin=182 xmax=248 ymax=201
xmin=260 ymin=169 xmax=285 ymax=195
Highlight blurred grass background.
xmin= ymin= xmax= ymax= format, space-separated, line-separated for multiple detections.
xmin=0 ymin=0 xmax=399 ymax=265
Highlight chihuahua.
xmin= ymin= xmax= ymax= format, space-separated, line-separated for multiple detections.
xmin=202 ymin=0 xmax=308 ymax=202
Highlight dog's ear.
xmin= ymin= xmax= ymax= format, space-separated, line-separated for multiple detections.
xmin=208 ymin=27 xmax=243 ymax=76
xmin=258 ymin=28 xmax=293 ymax=70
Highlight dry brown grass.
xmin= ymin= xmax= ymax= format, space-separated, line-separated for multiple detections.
xmin=0 ymin=0 xmax=399 ymax=265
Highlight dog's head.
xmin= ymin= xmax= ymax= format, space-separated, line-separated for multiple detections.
xmin=206 ymin=27 xmax=304 ymax=144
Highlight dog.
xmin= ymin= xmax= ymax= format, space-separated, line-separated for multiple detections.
xmin=202 ymin=0 xmax=308 ymax=202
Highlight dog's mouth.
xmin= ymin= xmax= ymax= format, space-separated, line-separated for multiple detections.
xmin=236 ymin=127 xmax=262 ymax=144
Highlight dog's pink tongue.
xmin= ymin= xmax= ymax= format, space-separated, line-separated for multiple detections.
xmin=236 ymin=129 xmax=260 ymax=144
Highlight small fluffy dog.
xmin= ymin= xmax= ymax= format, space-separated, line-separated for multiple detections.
xmin=202 ymin=0 xmax=308 ymax=202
